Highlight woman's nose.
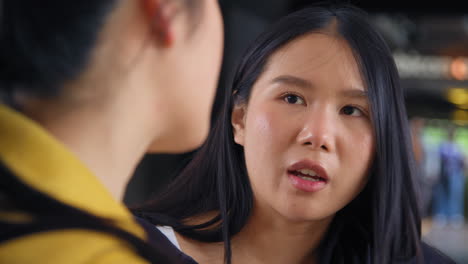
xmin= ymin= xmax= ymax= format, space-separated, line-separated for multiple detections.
xmin=296 ymin=108 xmax=336 ymax=152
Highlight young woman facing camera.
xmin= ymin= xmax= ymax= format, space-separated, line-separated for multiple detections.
xmin=0 ymin=0 xmax=223 ymax=263
xmin=135 ymin=3 xmax=454 ymax=264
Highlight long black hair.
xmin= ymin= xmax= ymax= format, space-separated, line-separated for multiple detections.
xmin=135 ymin=3 xmax=421 ymax=264
xmin=0 ymin=0 xmax=118 ymax=98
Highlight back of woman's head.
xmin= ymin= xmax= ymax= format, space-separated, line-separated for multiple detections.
xmin=0 ymin=0 xmax=223 ymax=153
xmin=0 ymin=0 xmax=205 ymax=98
xmin=0 ymin=0 xmax=117 ymax=97
xmin=136 ymin=3 xmax=421 ymax=264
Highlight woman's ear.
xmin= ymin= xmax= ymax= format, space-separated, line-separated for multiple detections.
xmin=231 ymin=104 xmax=246 ymax=146
xmin=141 ymin=0 xmax=173 ymax=47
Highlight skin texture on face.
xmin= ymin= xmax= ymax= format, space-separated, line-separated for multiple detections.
xmin=148 ymin=0 xmax=224 ymax=153
xmin=232 ymin=33 xmax=375 ymax=224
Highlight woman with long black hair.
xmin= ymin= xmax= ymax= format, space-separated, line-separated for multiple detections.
xmin=135 ymin=3 xmax=454 ymax=264
xmin=0 ymin=0 xmax=223 ymax=263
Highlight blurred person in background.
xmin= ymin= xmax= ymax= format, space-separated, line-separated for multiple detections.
xmin=0 ymin=0 xmax=223 ymax=263
xmin=134 ymin=4 xmax=455 ymax=264
xmin=433 ymin=125 xmax=466 ymax=228
xmin=410 ymin=117 xmax=440 ymax=221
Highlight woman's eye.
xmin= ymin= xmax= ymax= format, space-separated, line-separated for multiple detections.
xmin=283 ymin=94 xmax=305 ymax=105
xmin=341 ymin=105 xmax=364 ymax=117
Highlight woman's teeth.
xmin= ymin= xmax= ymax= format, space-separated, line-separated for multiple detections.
xmin=298 ymin=169 xmax=317 ymax=177
xmin=293 ymin=169 xmax=324 ymax=181
xmin=298 ymin=175 xmax=322 ymax=182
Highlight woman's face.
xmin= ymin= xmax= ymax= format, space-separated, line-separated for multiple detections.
xmin=232 ymin=33 xmax=375 ymax=222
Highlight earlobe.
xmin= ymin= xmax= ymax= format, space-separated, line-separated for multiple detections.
xmin=142 ymin=0 xmax=173 ymax=47
xmin=231 ymin=105 xmax=246 ymax=146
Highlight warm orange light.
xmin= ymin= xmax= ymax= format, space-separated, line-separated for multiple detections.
xmin=450 ymin=57 xmax=467 ymax=80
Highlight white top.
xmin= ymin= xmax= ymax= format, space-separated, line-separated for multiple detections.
xmin=156 ymin=225 xmax=181 ymax=250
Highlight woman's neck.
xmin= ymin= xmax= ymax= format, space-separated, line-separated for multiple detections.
xmin=18 ymin=91 xmax=157 ymax=201
xmin=176 ymin=207 xmax=333 ymax=264
xmin=231 ymin=205 xmax=332 ymax=264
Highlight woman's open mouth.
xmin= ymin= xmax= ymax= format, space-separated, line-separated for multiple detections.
xmin=287 ymin=160 xmax=329 ymax=192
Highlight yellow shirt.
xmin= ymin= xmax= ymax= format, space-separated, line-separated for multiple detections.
xmin=0 ymin=104 xmax=149 ymax=264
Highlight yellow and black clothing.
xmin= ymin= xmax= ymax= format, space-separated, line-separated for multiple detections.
xmin=0 ymin=104 xmax=182 ymax=263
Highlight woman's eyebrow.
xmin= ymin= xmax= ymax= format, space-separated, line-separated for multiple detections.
xmin=271 ymin=75 xmax=312 ymax=89
xmin=340 ymin=89 xmax=368 ymax=99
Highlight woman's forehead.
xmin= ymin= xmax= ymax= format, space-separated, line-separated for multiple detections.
xmin=268 ymin=33 xmax=357 ymax=71
xmin=255 ymin=34 xmax=364 ymax=91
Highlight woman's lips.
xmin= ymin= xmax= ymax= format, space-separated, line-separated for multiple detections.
xmin=287 ymin=160 xmax=329 ymax=192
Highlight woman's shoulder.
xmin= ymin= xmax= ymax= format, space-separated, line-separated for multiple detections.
xmin=407 ymin=242 xmax=457 ymax=264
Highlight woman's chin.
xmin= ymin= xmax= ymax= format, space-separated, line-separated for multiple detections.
xmin=276 ymin=207 xmax=334 ymax=224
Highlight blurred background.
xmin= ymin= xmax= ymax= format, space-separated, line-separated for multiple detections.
xmin=125 ymin=1 xmax=468 ymax=262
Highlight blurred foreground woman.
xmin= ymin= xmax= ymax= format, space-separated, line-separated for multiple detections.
xmin=0 ymin=0 xmax=223 ymax=263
